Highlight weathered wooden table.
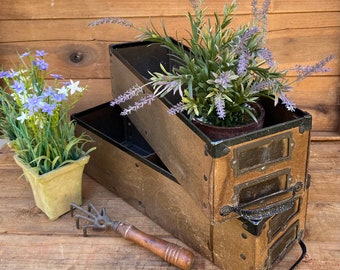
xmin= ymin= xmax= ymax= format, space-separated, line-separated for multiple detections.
xmin=0 ymin=142 xmax=339 ymax=269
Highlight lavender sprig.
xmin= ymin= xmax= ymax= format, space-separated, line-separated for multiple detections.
xmin=258 ymin=48 xmax=275 ymax=67
xmin=110 ymin=84 xmax=144 ymax=107
xmin=189 ymin=0 xmax=200 ymax=9
xmin=250 ymin=80 xmax=274 ymax=94
xmin=214 ymin=94 xmax=226 ymax=119
xmin=213 ymin=71 xmax=237 ymax=89
xmin=252 ymin=0 xmax=271 ymax=34
xmin=279 ymin=93 xmax=296 ymax=112
xmin=293 ymin=54 xmax=335 ymax=81
xmin=88 ymin=17 xmax=133 ymax=28
xmin=168 ymin=102 xmax=186 ymax=115
xmin=120 ymin=94 xmax=156 ymax=116
xmin=235 ymin=27 xmax=259 ymax=76
xmin=90 ymin=0 xmax=334 ymax=127
xmin=237 ymin=52 xmax=250 ymax=76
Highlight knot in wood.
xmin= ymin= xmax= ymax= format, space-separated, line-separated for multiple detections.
xmin=70 ymin=52 xmax=84 ymax=63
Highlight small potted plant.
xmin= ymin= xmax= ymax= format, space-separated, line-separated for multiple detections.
xmin=0 ymin=50 xmax=95 ymax=220
xmin=91 ymin=0 xmax=333 ymax=140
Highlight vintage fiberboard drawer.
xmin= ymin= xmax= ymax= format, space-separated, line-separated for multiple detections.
xmin=73 ymin=103 xmax=309 ymax=269
xmin=109 ymin=41 xmax=312 ymax=224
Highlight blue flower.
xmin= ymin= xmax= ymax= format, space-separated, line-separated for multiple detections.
xmin=11 ymin=80 xmax=26 ymax=94
xmin=54 ymin=93 xmax=67 ymax=102
xmin=33 ymin=59 xmax=49 ymax=70
xmin=36 ymin=50 xmax=48 ymax=57
xmin=40 ymin=102 xmax=57 ymax=115
xmin=20 ymin=52 xmax=30 ymax=58
xmin=24 ymin=95 xmax=42 ymax=115
xmin=0 ymin=71 xmax=10 ymax=79
xmin=42 ymin=86 xmax=55 ymax=98
xmin=50 ymin=73 xmax=63 ymax=80
xmin=7 ymin=70 xmax=20 ymax=78
xmin=44 ymin=86 xmax=67 ymax=102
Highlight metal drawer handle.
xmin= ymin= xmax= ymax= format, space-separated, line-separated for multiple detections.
xmin=220 ymin=182 xmax=302 ymax=221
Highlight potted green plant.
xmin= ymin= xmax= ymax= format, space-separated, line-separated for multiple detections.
xmin=91 ymin=0 xmax=333 ymax=140
xmin=0 ymin=50 xmax=95 ymax=220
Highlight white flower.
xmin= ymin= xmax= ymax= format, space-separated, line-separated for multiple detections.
xmin=67 ymin=80 xmax=83 ymax=95
xmin=16 ymin=112 xmax=28 ymax=123
xmin=35 ymin=118 xmax=45 ymax=129
xmin=57 ymin=85 xmax=69 ymax=96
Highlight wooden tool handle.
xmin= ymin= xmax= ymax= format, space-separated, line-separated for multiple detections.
xmin=115 ymin=222 xmax=194 ymax=270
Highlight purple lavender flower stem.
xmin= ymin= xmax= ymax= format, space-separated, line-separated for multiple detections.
xmin=294 ymin=54 xmax=335 ymax=81
xmin=120 ymin=94 xmax=156 ymax=116
xmin=280 ymin=93 xmax=296 ymax=112
xmin=110 ymin=84 xmax=144 ymax=107
xmin=215 ymin=94 xmax=226 ymax=119
xmin=88 ymin=17 xmax=133 ymax=28
xmin=237 ymin=51 xmax=249 ymax=76
xmin=168 ymin=102 xmax=186 ymax=115
xmin=258 ymin=48 xmax=275 ymax=67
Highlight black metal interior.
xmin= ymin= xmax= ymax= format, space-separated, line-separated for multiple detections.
xmin=72 ymin=103 xmax=172 ymax=176
xmin=110 ymin=40 xmax=183 ymax=106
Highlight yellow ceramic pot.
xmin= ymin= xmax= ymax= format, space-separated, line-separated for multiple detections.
xmin=14 ymin=155 xmax=90 ymax=220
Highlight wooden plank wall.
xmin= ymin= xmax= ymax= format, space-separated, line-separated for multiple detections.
xmin=0 ymin=0 xmax=339 ymax=138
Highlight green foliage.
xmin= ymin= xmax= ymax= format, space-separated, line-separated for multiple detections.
xmin=0 ymin=51 xmax=95 ymax=174
xmin=92 ymin=0 xmax=333 ymax=127
xmin=139 ymin=0 xmax=288 ymax=126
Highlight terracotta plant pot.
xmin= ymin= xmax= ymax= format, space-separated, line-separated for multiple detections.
xmin=193 ymin=103 xmax=265 ymax=141
xmin=14 ymin=155 xmax=89 ymax=220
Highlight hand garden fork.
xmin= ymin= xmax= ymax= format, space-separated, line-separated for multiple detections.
xmin=70 ymin=202 xmax=194 ymax=270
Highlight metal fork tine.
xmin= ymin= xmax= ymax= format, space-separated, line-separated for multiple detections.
xmin=70 ymin=203 xmax=111 ymax=236
xmin=101 ymin=207 xmax=108 ymax=217
xmin=83 ymin=227 xmax=88 ymax=237
xmin=70 ymin=202 xmax=87 ymax=216
xmin=75 ymin=214 xmax=95 ymax=224
xmin=71 ymin=202 xmax=97 ymax=220
xmin=75 ymin=217 xmax=80 ymax=229
xmin=74 ymin=214 xmax=96 ymax=236
xmin=70 ymin=203 xmax=77 ymax=217
xmin=88 ymin=202 xmax=101 ymax=217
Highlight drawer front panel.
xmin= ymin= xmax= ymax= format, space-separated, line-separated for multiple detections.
xmin=232 ymin=132 xmax=293 ymax=176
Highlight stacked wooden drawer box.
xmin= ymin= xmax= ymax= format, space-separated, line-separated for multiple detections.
xmin=73 ymin=41 xmax=311 ymax=269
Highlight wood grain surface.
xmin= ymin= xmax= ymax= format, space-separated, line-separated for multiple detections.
xmin=0 ymin=141 xmax=339 ymax=269
xmin=0 ymin=0 xmax=339 ymax=137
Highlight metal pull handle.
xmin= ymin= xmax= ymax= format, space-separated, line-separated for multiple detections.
xmin=114 ymin=222 xmax=195 ymax=270
xmin=220 ymin=182 xmax=302 ymax=220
